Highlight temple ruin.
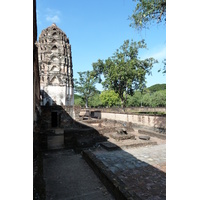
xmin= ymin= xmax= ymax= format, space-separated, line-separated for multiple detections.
xmin=33 ymin=16 xmax=166 ymax=200
xmin=37 ymin=23 xmax=74 ymax=107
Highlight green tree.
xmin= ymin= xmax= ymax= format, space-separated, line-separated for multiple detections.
xmin=147 ymin=83 xmax=166 ymax=93
xmin=74 ymin=71 xmax=98 ymax=108
xmin=129 ymin=0 xmax=166 ymax=30
xmin=142 ymin=92 xmax=151 ymax=107
xmin=141 ymin=89 xmax=166 ymax=107
xmin=129 ymin=0 xmax=166 ymax=74
xmin=159 ymin=58 xmax=166 ymax=74
xmin=92 ymin=39 xmax=157 ymax=107
xmin=151 ymin=90 xmax=166 ymax=107
xmin=100 ymin=90 xmax=121 ymax=107
xmin=74 ymin=94 xmax=85 ymax=107
xmin=88 ymin=92 xmax=103 ymax=108
xmin=127 ymin=91 xmax=142 ymax=107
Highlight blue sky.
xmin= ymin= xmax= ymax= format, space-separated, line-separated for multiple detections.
xmin=36 ymin=0 xmax=166 ymax=91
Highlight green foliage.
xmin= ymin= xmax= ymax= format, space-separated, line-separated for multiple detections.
xmin=129 ymin=1 xmax=166 ymax=75
xmin=147 ymin=83 xmax=166 ymax=93
xmin=126 ymin=84 xmax=166 ymax=107
xmin=74 ymin=71 xmax=98 ymax=108
xmin=162 ymin=58 xmax=166 ymax=74
xmin=129 ymin=0 xmax=166 ymax=30
xmin=100 ymin=90 xmax=121 ymax=107
xmin=74 ymin=83 xmax=166 ymax=108
xmin=74 ymin=94 xmax=81 ymax=100
xmin=151 ymin=90 xmax=166 ymax=107
xmin=141 ymin=92 xmax=151 ymax=107
xmin=158 ymin=59 xmax=166 ymax=74
xmin=74 ymin=93 xmax=102 ymax=108
xmin=74 ymin=95 xmax=85 ymax=107
xmin=88 ymin=93 xmax=103 ymax=108
xmin=127 ymin=91 xmax=142 ymax=107
xmin=92 ymin=39 xmax=157 ymax=107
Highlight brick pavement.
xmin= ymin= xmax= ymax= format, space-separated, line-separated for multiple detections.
xmin=43 ymin=149 xmax=115 ymax=200
xmin=86 ymin=144 xmax=166 ymax=200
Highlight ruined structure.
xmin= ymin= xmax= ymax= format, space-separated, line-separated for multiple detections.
xmin=33 ymin=0 xmax=41 ymax=126
xmin=37 ymin=23 xmax=74 ymax=107
xmin=33 ymin=15 xmax=166 ymax=200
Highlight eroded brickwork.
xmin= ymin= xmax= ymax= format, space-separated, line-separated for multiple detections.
xmin=37 ymin=23 xmax=74 ymax=106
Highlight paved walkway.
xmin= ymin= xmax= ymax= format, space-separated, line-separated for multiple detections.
xmin=43 ymin=149 xmax=114 ymax=200
xmin=95 ymin=144 xmax=166 ymax=172
xmin=90 ymin=144 xmax=166 ymax=200
xmin=42 ymin=127 xmax=166 ymax=199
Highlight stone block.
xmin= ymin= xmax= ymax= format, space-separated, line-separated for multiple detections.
xmin=110 ymin=132 xmax=136 ymax=141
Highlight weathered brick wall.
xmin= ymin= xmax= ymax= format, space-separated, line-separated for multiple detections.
xmin=76 ymin=108 xmax=166 ymax=132
xmin=96 ymin=107 xmax=166 ymax=114
xmin=37 ymin=23 xmax=74 ymax=107
xmin=73 ymin=106 xmax=82 ymax=119
xmin=101 ymin=112 xmax=166 ymax=131
xmin=40 ymin=106 xmax=75 ymax=129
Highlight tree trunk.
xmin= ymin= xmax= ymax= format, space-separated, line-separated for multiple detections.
xmin=85 ymin=98 xmax=88 ymax=108
xmin=121 ymin=99 xmax=125 ymax=108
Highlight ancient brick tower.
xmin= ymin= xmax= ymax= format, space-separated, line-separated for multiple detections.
xmin=37 ymin=23 xmax=74 ymax=106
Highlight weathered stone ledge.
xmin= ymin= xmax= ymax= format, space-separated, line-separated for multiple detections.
xmin=138 ymin=129 xmax=166 ymax=139
xmin=82 ymin=150 xmax=142 ymax=200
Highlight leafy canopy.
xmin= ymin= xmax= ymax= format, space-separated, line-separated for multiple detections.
xmin=147 ymin=83 xmax=166 ymax=93
xmin=129 ymin=0 xmax=166 ymax=74
xmin=88 ymin=93 xmax=103 ymax=108
xmin=127 ymin=91 xmax=142 ymax=107
xmin=129 ymin=0 xmax=166 ymax=30
xmin=92 ymin=39 xmax=157 ymax=107
xmin=127 ymin=90 xmax=166 ymax=107
xmin=100 ymin=90 xmax=120 ymax=107
xmin=74 ymin=70 xmax=98 ymax=108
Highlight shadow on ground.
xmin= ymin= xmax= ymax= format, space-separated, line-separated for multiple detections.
xmin=33 ymin=104 xmax=166 ymax=200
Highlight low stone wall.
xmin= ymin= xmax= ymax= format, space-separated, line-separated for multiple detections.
xmin=75 ymin=107 xmax=166 ymax=132
xmin=74 ymin=107 xmax=166 ymax=119
xmin=73 ymin=106 xmax=82 ymax=119
xmin=96 ymin=107 xmax=166 ymax=114
xmin=101 ymin=112 xmax=166 ymax=132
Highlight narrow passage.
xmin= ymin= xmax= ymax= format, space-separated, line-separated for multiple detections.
xmin=43 ymin=149 xmax=114 ymax=200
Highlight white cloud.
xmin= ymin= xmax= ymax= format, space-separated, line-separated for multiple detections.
xmin=46 ymin=15 xmax=60 ymax=23
xmin=45 ymin=8 xmax=61 ymax=23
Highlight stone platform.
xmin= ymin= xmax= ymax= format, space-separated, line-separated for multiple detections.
xmin=37 ymin=124 xmax=166 ymax=199
xmin=109 ymin=132 xmax=136 ymax=141
xmin=83 ymin=144 xmax=166 ymax=200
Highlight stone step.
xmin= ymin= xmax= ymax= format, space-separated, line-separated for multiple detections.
xmin=138 ymin=129 xmax=166 ymax=140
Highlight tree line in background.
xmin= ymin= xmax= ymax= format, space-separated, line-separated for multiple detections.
xmin=74 ymin=84 xmax=166 ymax=108
xmin=74 ymin=39 xmax=165 ymax=108
xmin=74 ymin=0 xmax=166 ymax=108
